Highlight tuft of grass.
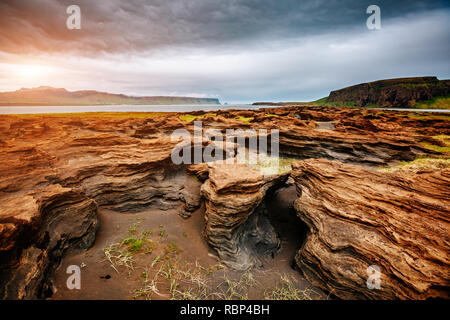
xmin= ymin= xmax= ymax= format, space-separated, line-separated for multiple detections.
xmin=431 ymin=135 xmax=450 ymax=146
xmin=215 ymin=271 xmax=259 ymax=300
xmin=264 ymin=274 xmax=319 ymax=300
xmin=109 ymin=222 xmax=326 ymax=301
xmin=120 ymin=237 xmax=155 ymax=254
xmin=312 ymin=98 xmax=360 ymax=108
xmin=151 ymin=255 xmax=162 ymax=267
xmin=310 ymin=94 xmax=450 ymax=110
xmin=103 ymin=243 xmax=135 ymax=274
xmin=420 ymin=143 xmax=450 ymax=153
xmin=128 ymin=224 xmax=138 ymax=235
xmin=129 ymin=239 xmax=144 ymax=253
xmin=134 ymin=256 xmax=218 ymax=300
xmin=143 ymin=230 xmax=153 ymax=237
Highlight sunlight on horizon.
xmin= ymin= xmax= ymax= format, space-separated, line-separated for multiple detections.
xmin=16 ymin=64 xmax=49 ymax=80
xmin=1 ymin=63 xmax=58 ymax=90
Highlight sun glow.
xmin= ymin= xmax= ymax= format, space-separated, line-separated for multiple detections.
xmin=15 ymin=64 xmax=49 ymax=79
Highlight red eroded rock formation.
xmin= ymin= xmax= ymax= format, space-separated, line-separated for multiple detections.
xmin=291 ymin=159 xmax=450 ymax=299
xmin=201 ymin=163 xmax=288 ymax=269
xmin=0 ymin=107 xmax=447 ymax=299
xmin=0 ymin=185 xmax=98 ymax=299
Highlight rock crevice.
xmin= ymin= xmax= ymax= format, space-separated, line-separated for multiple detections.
xmin=201 ymin=163 xmax=288 ymax=269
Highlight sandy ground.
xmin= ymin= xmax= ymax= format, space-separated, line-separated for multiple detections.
xmin=51 ymin=186 xmax=324 ymax=300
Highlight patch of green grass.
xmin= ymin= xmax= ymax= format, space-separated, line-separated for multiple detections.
xmin=121 ymin=237 xmax=155 ymax=254
xmin=133 ymin=256 xmax=218 ymax=300
xmin=364 ymin=104 xmax=383 ymax=108
xmin=420 ymin=143 xmax=450 ymax=153
xmin=235 ymin=116 xmax=254 ymax=124
xmin=143 ymin=230 xmax=153 ymax=237
xmin=378 ymin=157 xmax=450 ymax=172
xmin=144 ymin=241 xmax=156 ymax=254
xmin=247 ymin=154 xmax=298 ymax=175
xmin=128 ymin=224 xmax=137 ymax=235
xmin=131 ymin=252 xmax=325 ymax=300
xmin=214 ymin=271 xmax=259 ymax=300
xmin=311 ymin=98 xmax=360 ymax=108
xmin=165 ymin=242 xmax=181 ymax=255
xmin=399 ymin=83 xmax=433 ymax=89
xmin=309 ymin=97 xmax=329 ymax=106
xmin=178 ymin=114 xmax=198 ymax=122
xmin=179 ymin=113 xmax=216 ymax=123
xmin=151 ymin=255 xmax=162 ymax=267
xmin=110 ymin=221 xmax=326 ymax=301
xmin=407 ymin=114 xmax=450 ymax=121
xmin=431 ymin=135 xmax=450 ymax=145
xmin=418 ymin=135 xmax=450 ymax=153
xmin=307 ymin=93 xmax=450 ymax=110
xmin=121 ymin=237 xmax=137 ymax=245
xmin=129 ymin=239 xmax=144 ymax=252
xmin=412 ymin=95 xmax=450 ymax=110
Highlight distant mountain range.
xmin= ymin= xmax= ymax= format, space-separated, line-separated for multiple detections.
xmin=0 ymin=86 xmax=221 ymax=106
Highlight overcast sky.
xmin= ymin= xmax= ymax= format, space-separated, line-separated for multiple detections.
xmin=0 ymin=0 xmax=449 ymax=103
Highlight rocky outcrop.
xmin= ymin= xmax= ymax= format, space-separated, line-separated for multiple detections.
xmin=328 ymin=77 xmax=450 ymax=108
xmin=0 ymin=185 xmax=98 ymax=299
xmin=201 ymin=163 xmax=289 ymax=269
xmin=278 ymin=127 xmax=435 ymax=166
xmin=291 ymin=159 xmax=450 ymax=299
xmin=0 ymin=121 xmax=201 ymax=299
xmin=0 ymin=106 xmax=447 ymax=299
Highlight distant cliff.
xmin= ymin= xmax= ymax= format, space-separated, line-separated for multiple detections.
xmin=0 ymin=86 xmax=220 ymax=106
xmin=327 ymin=77 xmax=449 ymax=108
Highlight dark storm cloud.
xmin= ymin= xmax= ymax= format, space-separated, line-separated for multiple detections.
xmin=0 ymin=1 xmax=449 ymax=103
xmin=0 ymin=0 xmax=449 ymax=54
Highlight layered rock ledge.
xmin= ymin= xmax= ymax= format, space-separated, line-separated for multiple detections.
xmin=0 ymin=185 xmax=98 ymax=299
